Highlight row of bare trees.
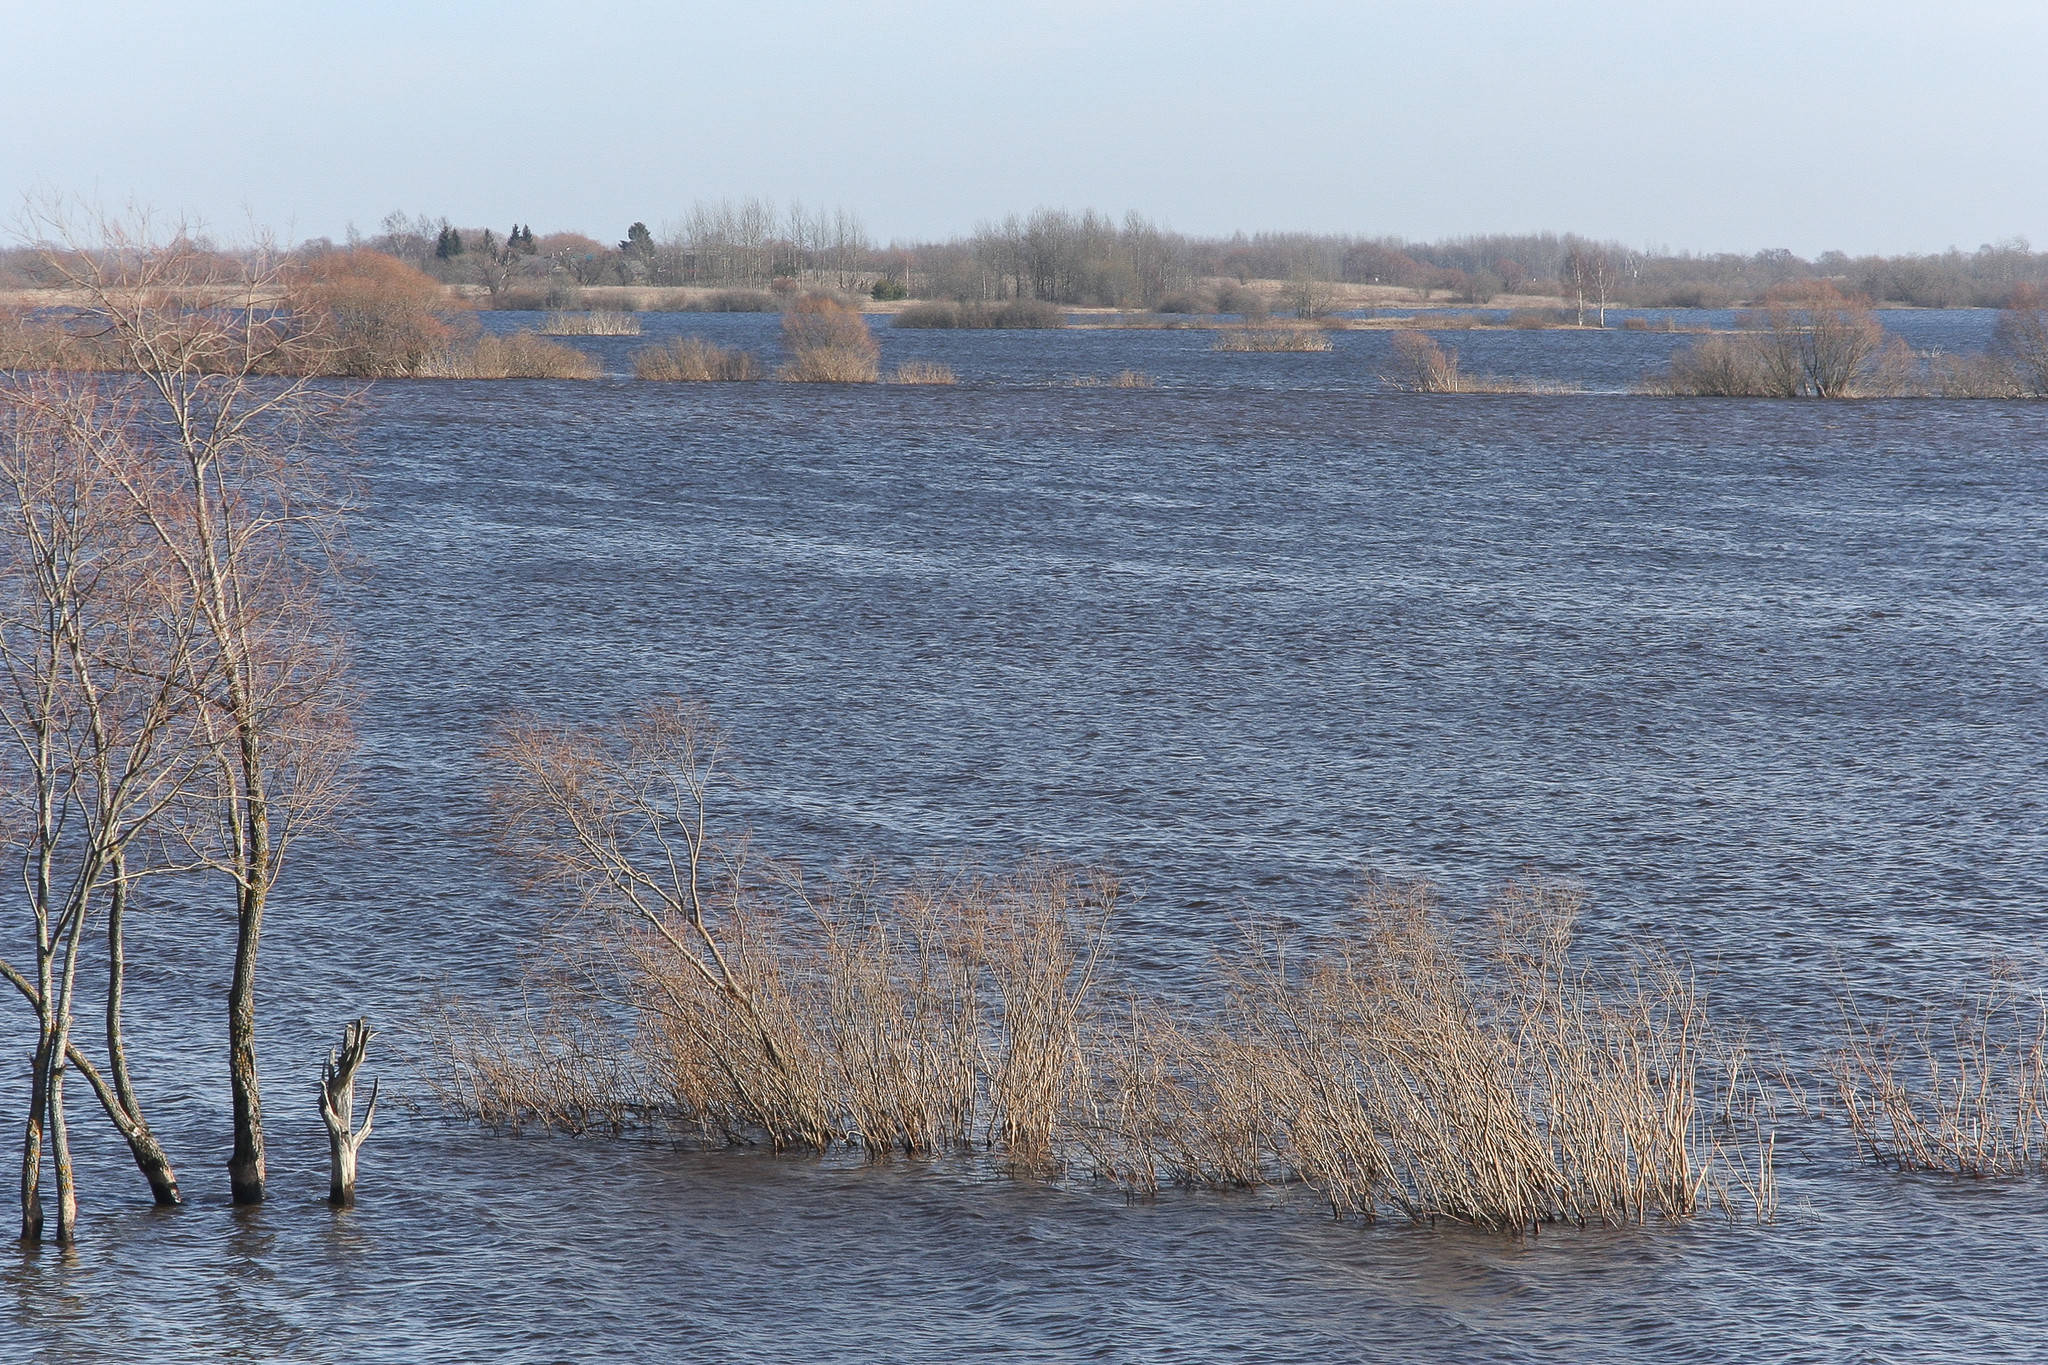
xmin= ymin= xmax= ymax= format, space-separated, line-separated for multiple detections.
xmin=1 ymin=212 xmax=356 ymax=1242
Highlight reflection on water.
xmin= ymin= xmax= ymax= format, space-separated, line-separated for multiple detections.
xmin=5 ymin=331 xmax=2047 ymax=1360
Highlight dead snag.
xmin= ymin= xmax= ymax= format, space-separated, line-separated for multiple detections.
xmin=318 ymin=1019 xmax=378 ymax=1206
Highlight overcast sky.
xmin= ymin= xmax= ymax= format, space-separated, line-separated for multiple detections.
xmin=6 ymin=1 xmax=2043 ymax=256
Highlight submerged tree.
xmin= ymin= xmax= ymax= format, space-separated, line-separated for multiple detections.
xmin=23 ymin=208 xmax=360 ymax=1207
xmin=0 ymin=379 xmax=220 ymax=1238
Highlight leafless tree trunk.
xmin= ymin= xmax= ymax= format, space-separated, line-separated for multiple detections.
xmin=1564 ymin=247 xmax=1589 ymax=326
xmin=318 ymin=1018 xmax=378 ymax=1205
xmin=1564 ymin=245 xmax=1620 ymax=327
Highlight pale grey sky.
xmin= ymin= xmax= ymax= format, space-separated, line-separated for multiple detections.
xmin=6 ymin=0 xmax=2043 ymax=255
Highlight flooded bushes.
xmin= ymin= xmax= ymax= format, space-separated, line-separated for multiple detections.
xmin=778 ymin=294 xmax=879 ymax=381
xmin=283 ymin=248 xmax=460 ymax=376
xmin=1653 ymin=283 xmax=1890 ymax=397
xmin=1211 ymin=326 xmax=1333 ymax=353
xmin=0 ymin=306 xmax=116 ymax=370
xmin=1992 ymin=283 xmax=2048 ymax=395
xmin=633 ymin=336 xmax=763 ymax=381
xmin=541 ymin=310 xmax=640 ymax=336
xmin=889 ymin=360 xmax=956 ymax=384
xmin=1382 ymin=331 xmax=1468 ymax=392
xmin=414 ymin=330 xmax=602 ymax=379
xmin=434 ymin=702 xmax=1777 ymax=1231
xmin=1830 ymin=981 xmax=2048 ymax=1175
xmin=1092 ymin=880 xmax=1769 ymax=1227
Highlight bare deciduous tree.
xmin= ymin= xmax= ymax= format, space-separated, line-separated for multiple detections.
xmin=30 ymin=207 xmax=360 ymax=1205
xmin=0 ymin=378 xmax=213 ymax=1238
xmin=1563 ymin=244 xmax=1621 ymax=327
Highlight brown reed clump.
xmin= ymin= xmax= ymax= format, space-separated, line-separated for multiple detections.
xmin=618 ymin=863 xmax=1114 ymax=1157
xmin=541 ymin=310 xmax=642 ymax=336
xmin=633 ymin=336 xmax=764 ymax=382
xmin=1377 ymin=331 xmax=1565 ymax=395
xmin=416 ymin=331 xmax=603 ymax=379
xmin=778 ymin=294 xmax=879 ymax=382
xmin=1829 ymin=977 xmax=2048 ymax=1175
xmin=889 ymin=361 xmax=956 ymax=385
xmin=1211 ymin=326 xmax=1334 ymax=353
xmin=1083 ymin=879 xmax=1775 ymax=1230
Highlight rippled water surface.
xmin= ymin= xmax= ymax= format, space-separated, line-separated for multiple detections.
xmin=6 ymin=318 xmax=2047 ymax=1361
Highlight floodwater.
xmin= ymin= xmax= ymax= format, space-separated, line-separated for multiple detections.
xmin=5 ymin=313 xmax=2047 ymax=1362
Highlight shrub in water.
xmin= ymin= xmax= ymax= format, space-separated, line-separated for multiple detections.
xmin=778 ymin=294 xmax=879 ymax=382
xmin=633 ymin=337 xmax=763 ymax=382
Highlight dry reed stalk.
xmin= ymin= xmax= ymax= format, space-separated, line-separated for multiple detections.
xmin=632 ymin=337 xmax=763 ymax=382
xmin=973 ymin=867 xmax=1117 ymax=1167
xmin=541 ymin=310 xmax=642 ymax=336
xmin=416 ymin=331 xmax=603 ymax=379
xmin=888 ymin=361 xmax=956 ymax=385
xmin=1211 ymin=327 xmax=1334 ymax=353
xmin=1829 ymin=980 xmax=2048 ymax=1175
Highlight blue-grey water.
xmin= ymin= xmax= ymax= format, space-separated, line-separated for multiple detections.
xmin=5 ymin=313 xmax=2046 ymax=1362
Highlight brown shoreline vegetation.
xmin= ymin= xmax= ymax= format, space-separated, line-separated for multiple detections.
xmin=4 ymin=235 xmax=2044 ymax=396
xmin=431 ymin=702 xmax=2048 ymax=1234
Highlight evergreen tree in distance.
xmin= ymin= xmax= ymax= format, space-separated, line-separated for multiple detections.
xmin=621 ymin=221 xmax=655 ymax=260
xmin=434 ymin=225 xmax=465 ymax=259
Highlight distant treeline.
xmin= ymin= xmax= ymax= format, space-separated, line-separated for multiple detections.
xmin=3 ymin=200 xmax=2044 ymax=312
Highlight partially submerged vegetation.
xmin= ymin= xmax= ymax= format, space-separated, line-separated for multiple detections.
xmin=889 ymin=361 xmax=956 ymax=385
xmin=1 ymin=214 xmax=360 ymax=1239
xmin=541 ymin=310 xmax=640 ymax=336
xmin=1650 ymin=283 xmax=2048 ymax=397
xmin=1831 ymin=978 xmax=2048 ymax=1175
xmin=414 ymin=330 xmax=602 ymax=380
xmin=778 ymin=294 xmax=879 ymax=382
xmin=433 ymin=702 xmax=1778 ymax=1232
xmin=1211 ymin=326 xmax=1333 ymax=353
xmin=1380 ymin=331 xmax=1572 ymax=394
xmin=633 ymin=336 xmax=763 ymax=382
